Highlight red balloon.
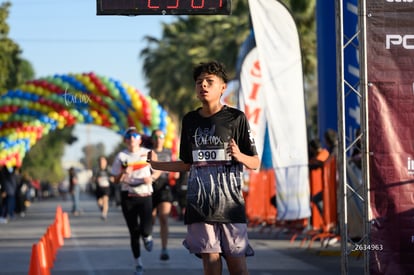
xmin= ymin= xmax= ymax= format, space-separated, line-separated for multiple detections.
xmin=59 ymin=110 xmax=69 ymax=118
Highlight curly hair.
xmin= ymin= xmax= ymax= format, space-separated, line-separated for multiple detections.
xmin=193 ymin=61 xmax=228 ymax=83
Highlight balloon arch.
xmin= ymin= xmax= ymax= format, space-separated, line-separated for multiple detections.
xmin=0 ymin=72 xmax=178 ymax=168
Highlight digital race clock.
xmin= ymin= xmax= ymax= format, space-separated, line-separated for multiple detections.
xmin=97 ymin=0 xmax=232 ymax=16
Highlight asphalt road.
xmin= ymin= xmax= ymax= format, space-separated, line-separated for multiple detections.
xmin=0 ymin=192 xmax=364 ymax=275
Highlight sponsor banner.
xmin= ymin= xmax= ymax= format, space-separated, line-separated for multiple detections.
xmin=366 ymin=1 xmax=414 ymax=274
xmin=248 ymin=0 xmax=310 ymax=220
xmin=236 ymin=31 xmax=267 ymax=163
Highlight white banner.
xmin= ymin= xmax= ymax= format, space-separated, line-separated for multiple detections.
xmin=238 ymin=46 xmax=266 ymax=163
xmin=248 ymin=0 xmax=310 ymax=220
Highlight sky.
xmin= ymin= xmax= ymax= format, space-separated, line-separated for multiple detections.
xmin=7 ymin=0 xmax=174 ymax=164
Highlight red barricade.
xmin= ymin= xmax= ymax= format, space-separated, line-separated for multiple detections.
xmin=309 ymin=149 xmax=330 ymax=231
xmin=306 ymin=156 xmax=339 ymax=247
xmin=245 ymin=169 xmax=277 ymax=226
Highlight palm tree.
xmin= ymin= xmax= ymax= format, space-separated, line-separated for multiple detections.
xmin=140 ymin=0 xmax=316 ymax=122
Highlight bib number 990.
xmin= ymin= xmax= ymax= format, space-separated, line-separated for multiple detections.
xmin=200 ymin=150 xmax=217 ymax=160
xmin=193 ymin=149 xmax=228 ymax=162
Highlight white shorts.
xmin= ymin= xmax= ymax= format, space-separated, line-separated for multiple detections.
xmin=183 ymin=222 xmax=254 ymax=257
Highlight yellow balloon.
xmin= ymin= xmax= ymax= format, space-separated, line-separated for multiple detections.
xmin=26 ymin=84 xmax=36 ymax=93
xmin=30 ymin=136 xmax=36 ymax=146
xmin=164 ymin=140 xmax=172 ymax=149
xmin=48 ymin=112 xmax=57 ymax=121
xmin=35 ymin=86 xmax=44 ymax=96
xmin=9 ymin=158 xmax=16 ymax=168
xmin=95 ymin=116 xmax=102 ymax=125
xmin=87 ymin=83 xmax=95 ymax=93
xmin=136 ymin=124 xmax=143 ymax=133
xmin=90 ymin=110 xmax=98 ymax=118
xmin=127 ymin=87 xmax=135 ymax=97
xmin=167 ymin=124 xmax=176 ymax=134
xmin=132 ymin=98 xmax=142 ymax=111
xmin=166 ymin=131 xmax=174 ymax=140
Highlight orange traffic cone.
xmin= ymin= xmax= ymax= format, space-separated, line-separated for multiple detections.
xmin=52 ymin=222 xmax=64 ymax=248
xmin=40 ymin=236 xmax=53 ymax=269
xmin=46 ymin=227 xmax=57 ymax=259
xmin=37 ymin=240 xmax=51 ymax=275
xmin=55 ymin=205 xmax=63 ymax=219
xmin=28 ymin=243 xmax=41 ymax=275
xmin=55 ymin=206 xmax=63 ymax=236
xmin=62 ymin=212 xmax=71 ymax=238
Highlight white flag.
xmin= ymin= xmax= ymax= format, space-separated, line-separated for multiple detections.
xmin=248 ymin=0 xmax=310 ymax=220
xmin=237 ymin=32 xmax=266 ymax=163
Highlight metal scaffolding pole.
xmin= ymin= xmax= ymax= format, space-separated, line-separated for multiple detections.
xmin=358 ymin=1 xmax=371 ymax=274
xmin=336 ymin=0 xmax=370 ymax=274
xmin=335 ymin=1 xmax=349 ymax=273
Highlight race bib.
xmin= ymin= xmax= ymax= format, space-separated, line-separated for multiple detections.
xmin=192 ymin=145 xmax=231 ymax=163
xmin=98 ymin=177 xmax=110 ymax=187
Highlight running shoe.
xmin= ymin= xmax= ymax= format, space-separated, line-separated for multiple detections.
xmin=134 ymin=265 xmax=144 ymax=275
xmin=143 ymin=236 xmax=153 ymax=252
xmin=160 ymin=248 xmax=169 ymax=261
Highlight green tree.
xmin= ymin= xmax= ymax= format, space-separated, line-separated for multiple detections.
xmin=1 ymin=2 xmax=73 ymax=185
xmin=0 ymin=2 xmax=34 ymax=92
xmin=140 ymin=0 xmax=317 ymax=129
xmin=80 ymin=142 xmax=106 ymax=170
xmin=22 ymin=127 xmax=78 ymax=184
xmin=140 ymin=0 xmax=251 ymax=120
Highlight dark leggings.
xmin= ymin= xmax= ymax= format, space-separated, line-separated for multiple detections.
xmin=121 ymin=192 xmax=153 ymax=258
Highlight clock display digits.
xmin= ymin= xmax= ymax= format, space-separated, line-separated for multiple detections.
xmin=98 ymin=0 xmax=231 ymax=15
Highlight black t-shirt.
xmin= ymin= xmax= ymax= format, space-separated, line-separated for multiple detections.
xmin=179 ymin=105 xmax=257 ymax=224
xmin=93 ymin=167 xmax=111 ymax=188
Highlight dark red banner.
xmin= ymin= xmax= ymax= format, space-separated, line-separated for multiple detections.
xmin=366 ymin=1 xmax=414 ymax=274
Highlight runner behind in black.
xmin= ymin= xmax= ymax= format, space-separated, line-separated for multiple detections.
xmin=92 ymin=156 xmax=112 ymax=220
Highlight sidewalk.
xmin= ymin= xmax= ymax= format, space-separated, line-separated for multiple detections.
xmin=0 ymin=193 xmax=364 ymax=275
